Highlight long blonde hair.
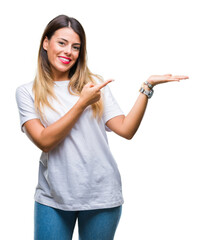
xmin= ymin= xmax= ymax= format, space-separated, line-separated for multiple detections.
xmin=33 ymin=15 xmax=103 ymax=120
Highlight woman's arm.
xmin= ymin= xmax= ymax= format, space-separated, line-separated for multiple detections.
xmin=23 ymin=80 xmax=113 ymax=152
xmin=106 ymin=93 xmax=148 ymax=139
xmin=106 ymin=74 xmax=189 ymax=139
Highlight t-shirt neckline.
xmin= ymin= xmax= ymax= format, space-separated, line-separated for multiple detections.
xmin=54 ymin=80 xmax=70 ymax=86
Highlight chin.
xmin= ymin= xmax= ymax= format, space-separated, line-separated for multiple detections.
xmin=56 ymin=66 xmax=71 ymax=73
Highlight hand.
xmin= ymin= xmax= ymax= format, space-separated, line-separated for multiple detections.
xmin=79 ymin=79 xmax=113 ymax=108
xmin=147 ymin=74 xmax=189 ymax=87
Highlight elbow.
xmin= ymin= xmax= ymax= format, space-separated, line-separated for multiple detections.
xmin=41 ymin=147 xmax=50 ymax=153
xmin=126 ymin=136 xmax=133 ymax=140
xmin=124 ymin=128 xmax=139 ymax=140
xmin=124 ymin=134 xmax=134 ymax=140
xmin=122 ymin=132 xmax=134 ymax=140
xmin=37 ymin=136 xmax=56 ymax=153
xmin=41 ymin=144 xmax=56 ymax=153
xmin=38 ymin=143 xmax=53 ymax=153
xmin=38 ymin=138 xmax=60 ymax=152
xmin=118 ymin=125 xmax=138 ymax=140
xmin=122 ymin=129 xmax=138 ymax=140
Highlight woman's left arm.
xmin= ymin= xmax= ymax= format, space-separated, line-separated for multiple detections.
xmin=106 ymin=74 xmax=189 ymax=139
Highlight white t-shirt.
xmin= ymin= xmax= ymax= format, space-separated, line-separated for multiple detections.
xmin=16 ymin=80 xmax=124 ymax=211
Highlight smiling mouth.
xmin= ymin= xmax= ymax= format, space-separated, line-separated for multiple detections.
xmin=58 ymin=56 xmax=71 ymax=64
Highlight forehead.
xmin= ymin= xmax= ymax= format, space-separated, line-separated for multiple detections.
xmin=52 ymin=27 xmax=80 ymax=43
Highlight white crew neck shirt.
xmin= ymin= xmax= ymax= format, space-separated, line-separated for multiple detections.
xmin=16 ymin=80 xmax=124 ymax=211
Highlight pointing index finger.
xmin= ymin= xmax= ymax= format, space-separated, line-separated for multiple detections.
xmin=97 ymin=79 xmax=114 ymax=90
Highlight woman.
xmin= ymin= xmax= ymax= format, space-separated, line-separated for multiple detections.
xmin=16 ymin=15 xmax=188 ymax=240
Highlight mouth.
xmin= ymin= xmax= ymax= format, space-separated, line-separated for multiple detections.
xmin=58 ymin=56 xmax=71 ymax=64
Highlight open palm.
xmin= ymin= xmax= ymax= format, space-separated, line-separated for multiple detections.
xmin=147 ymin=74 xmax=189 ymax=87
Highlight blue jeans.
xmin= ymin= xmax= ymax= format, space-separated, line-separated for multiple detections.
xmin=34 ymin=201 xmax=122 ymax=240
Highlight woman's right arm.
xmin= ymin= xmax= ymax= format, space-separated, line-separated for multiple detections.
xmin=23 ymin=80 xmax=112 ymax=152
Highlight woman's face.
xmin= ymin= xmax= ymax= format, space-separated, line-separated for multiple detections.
xmin=43 ymin=27 xmax=81 ymax=80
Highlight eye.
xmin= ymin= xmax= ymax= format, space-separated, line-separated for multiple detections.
xmin=73 ymin=45 xmax=80 ymax=51
xmin=58 ymin=41 xmax=65 ymax=46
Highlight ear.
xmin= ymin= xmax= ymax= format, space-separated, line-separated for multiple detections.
xmin=43 ymin=37 xmax=49 ymax=51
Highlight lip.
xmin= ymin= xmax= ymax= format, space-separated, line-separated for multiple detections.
xmin=58 ymin=56 xmax=71 ymax=64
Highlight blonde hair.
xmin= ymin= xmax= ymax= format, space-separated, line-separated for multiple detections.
xmin=33 ymin=15 xmax=104 ymax=120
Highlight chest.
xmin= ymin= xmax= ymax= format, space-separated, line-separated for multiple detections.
xmin=41 ymin=87 xmax=92 ymax=127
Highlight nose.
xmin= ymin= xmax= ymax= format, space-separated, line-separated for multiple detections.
xmin=64 ymin=45 xmax=72 ymax=55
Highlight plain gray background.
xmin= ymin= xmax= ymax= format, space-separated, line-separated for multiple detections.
xmin=1 ymin=0 xmax=203 ymax=239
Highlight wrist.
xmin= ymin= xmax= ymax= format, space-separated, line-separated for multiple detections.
xmin=146 ymin=79 xmax=156 ymax=88
xmin=142 ymin=83 xmax=151 ymax=91
xmin=144 ymin=81 xmax=154 ymax=89
xmin=76 ymin=98 xmax=87 ymax=111
xmin=139 ymin=81 xmax=154 ymax=99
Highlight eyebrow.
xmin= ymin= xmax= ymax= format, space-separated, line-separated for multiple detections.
xmin=57 ymin=38 xmax=81 ymax=45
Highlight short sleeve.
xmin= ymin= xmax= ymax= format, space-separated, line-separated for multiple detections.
xmin=15 ymin=84 xmax=39 ymax=132
xmin=102 ymin=85 xmax=124 ymax=128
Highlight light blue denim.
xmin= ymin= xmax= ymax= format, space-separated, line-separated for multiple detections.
xmin=34 ymin=201 xmax=122 ymax=240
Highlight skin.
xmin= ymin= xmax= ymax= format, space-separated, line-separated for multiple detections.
xmin=23 ymin=27 xmax=189 ymax=152
xmin=43 ymin=27 xmax=81 ymax=81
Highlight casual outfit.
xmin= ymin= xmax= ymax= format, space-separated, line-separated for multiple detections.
xmin=16 ymin=80 xmax=124 ymax=239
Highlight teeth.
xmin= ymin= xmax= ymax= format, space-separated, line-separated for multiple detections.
xmin=59 ymin=57 xmax=70 ymax=62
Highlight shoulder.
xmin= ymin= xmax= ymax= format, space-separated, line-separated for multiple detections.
xmin=16 ymin=81 xmax=35 ymax=104
xmin=16 ymin=80 xmax=34 ymax=92
xmin=16 ymin=81 xmax=34 ymax=97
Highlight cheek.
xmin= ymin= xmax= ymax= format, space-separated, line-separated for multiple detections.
xmin=74 ymin=52 xmax=80 ymax=61
xmin=48 ymin=43 xmax=60 ymax=56
xmin=47 ymin=48 xmax=60 ymax=64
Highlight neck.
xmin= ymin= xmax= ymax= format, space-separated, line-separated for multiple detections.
xmin=52 ymin=69 xmax=70 ymax=82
